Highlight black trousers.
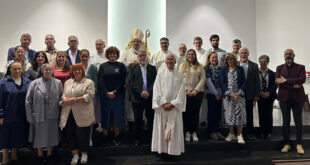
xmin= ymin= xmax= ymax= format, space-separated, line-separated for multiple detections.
xmin=245 ymin=99 xmax=254 ymax=134
xmin=280 ymin=100 xmax=303 ymax=144
xmin=257 ymin=97 xmax=275 ymax=135
xmin=132 ymin=100 xmax=154 ymax=141
xmin=65 ymin=112 xmax=91 ymax=152
xmin=206 ymin=94 xmax=222 ymax=134
xmin=183 ymin=96 xmax=203 ymax=133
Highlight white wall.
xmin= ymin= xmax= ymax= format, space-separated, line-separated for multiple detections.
xmin=108 ymin=0 xmax=166 ymax=54
xmin=0 ymin=0 xmax=107 ymax=72
xmin=256 ymin=0 xmax=310 ymax=71
xmin=166 ymin=0 xmax=257 ymax=62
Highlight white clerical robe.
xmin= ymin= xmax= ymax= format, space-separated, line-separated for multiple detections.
xmin=119 ymin=48 xmax=139 ymax=66
xmin=152 ymin=67 xmax=186 ymax=156
xmin=196 ymin=48 xmax=207 ymax=66
xmin=150 ymin=50 xmax=172 ymax=72
xmin=90 ymin=52 xmax=108 ymax=69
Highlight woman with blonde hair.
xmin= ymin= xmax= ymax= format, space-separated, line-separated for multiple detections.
xmin=179 ymin=49 xmax=206 ymax=142
xmin=220 ymin=53 xmax=246 ymax=144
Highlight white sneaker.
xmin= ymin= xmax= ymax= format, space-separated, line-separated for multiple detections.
xmin=237 ymin=134 xmax=245 ymax=144
xmin=185 ymin=132 xmax=191 ymax=142
xmin=96 ymin=126 xmax=103 ymax=133
xmin=80 ymin=154 xmax=88 ymax=164
xmin=192 ymin=132 xmax=199 ymax=142
xmin=71 ymin=155 xmax=79 ymax=165
xmin=225 ymin=133 xmax=236 ymax=142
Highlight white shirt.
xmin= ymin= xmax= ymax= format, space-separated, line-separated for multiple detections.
xmin=240 ymin=60 xmax=249 ymax=80
xmin=195 ymin=48 xmax=206 ymax=65
xmin=90 ymin=52 xmax=108 ymax=69
xmin=68 ymin=50 xmax=78 ymax=65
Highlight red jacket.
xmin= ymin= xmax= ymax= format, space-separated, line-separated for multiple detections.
xmin=276 ymin=63 xmax=306 ymax=103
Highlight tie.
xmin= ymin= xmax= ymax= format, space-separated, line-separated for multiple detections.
xmin=141 ymin=66 xmax=147 ymax=90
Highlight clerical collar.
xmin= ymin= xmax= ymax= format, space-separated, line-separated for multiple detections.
xmin=97 ymin=52 xmax=104 ymax=57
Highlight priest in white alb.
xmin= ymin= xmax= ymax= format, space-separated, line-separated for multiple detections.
xmin=151 ymin=53 xmax=186 ymax=160
xmin=150 ymin=37 xmax=173 ymax=73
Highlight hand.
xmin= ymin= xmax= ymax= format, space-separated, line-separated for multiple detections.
xmin=186 ymin=90 xmax=192 ymax=96
xmin=61 ymin=97 xmax=69 ymax=106
xmin=66 ymin=98 xmax=75 ymax=105
xmin=107 ymin=92 xmax=116 ymax=99
xmin=261 ymin=92 xmax=270 ymax=99
xmin=229 ymin=93 xmax=236 ymax=99
xmin=215 ymin=95 xmax=222 ymax=101
xmin=191 ymin=90 xmax=198 ymax=97
xmin=0 ymin=118 xmax=3 ymax=125
xmin=130 ymin=60 xmax=138 ymax=65
xmin=141 ymin=91 xmax=150 ymax=99
xmin=163 ymin=103 xmax=170 ymax=111
xmin=167 ymin=103 xmax=175 ymax=110
xmin=29 ymin=120 xmax=35 ymax=125
xmin=275 ymin=76 xmax=287 ymax=84
xmin=293 ymin=84 xmax=301 ymax=88
xmin=254 ymin=96 xmax=260 ymax=101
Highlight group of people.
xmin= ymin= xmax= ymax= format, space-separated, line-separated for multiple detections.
xmin=0 ymin=28 xmax=307 ymax=164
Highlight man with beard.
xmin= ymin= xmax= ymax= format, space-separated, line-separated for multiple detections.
xmin=207 ymin=34 xmax=226 ymax=67
xmin=150 ymin=37 xmax=173 ymax=73
xmin=276 ymin=49 xmax=306 ymax=155
xmin=231 ymin=39 xmax=242 ymax=61
xmin=239 ymin=47 xmax=260 ymax=140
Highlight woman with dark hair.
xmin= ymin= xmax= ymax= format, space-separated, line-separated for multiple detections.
xmin=98 ymin=46 xmax=127 ymax=146
xmin=4 ymin=46 xmax=31 ymax=75
xmin=205 ymin=52 xmax=225 ymax=140
xmin=26 ymin=51 xmax=49 ymax=81
xmin=179 ymin=49 xmax=206 ymax=142
xmin=53 ymin=51 xmax=72 ymax=87
xmin=60 ymin=64 xmax=95 ymax=165
xmin=0 ymin=62 xmax=30 ymax=165
xmin=25 ymin=64 xmax=63 ymax=164
xmin=79 ymin=49 xmax=98 ymax=145
xmin=220 ymin=53 xmax=246 ymax=144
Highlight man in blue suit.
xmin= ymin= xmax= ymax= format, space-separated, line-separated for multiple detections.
xmin=7 ymin=33 xmax=36 ymax=63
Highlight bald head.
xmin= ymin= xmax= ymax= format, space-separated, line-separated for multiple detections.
xmin=165 ymin=53 xmax=176 ymax=70
xmin=95 ymin=39 xmax=105 ymax=53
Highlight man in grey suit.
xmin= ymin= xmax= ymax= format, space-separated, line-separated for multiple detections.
xmin=239 ymin=47 xmax=260 ymax=140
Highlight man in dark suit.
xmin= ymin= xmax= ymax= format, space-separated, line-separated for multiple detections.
xmin=239 ymin=47 xmax=260 ymax=140
xmin=127 ymin=50 xmax=157 ymax=146
xmin=276 ymin=49 xmax=306 ymax=155
xmin=257 ymin=55 xmax=277 ymax=139
xmin=66 ymin=35 xmax=80 ymax=65
xmin=7 ymin=33 xmax=36 ymax=63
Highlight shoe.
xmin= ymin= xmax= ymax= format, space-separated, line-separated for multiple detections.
xmin=96 ymin=126 xmax=103 ymax=133
xmin=216 ymin=132 xmax=225 ymax=140
xmin=134 ymin=140 xmax=140 ymax=146
xmin=103 ymin=135 xmax=110 ymax=146
xmin=281 ymin=144 xmax=291 ymax=153
xmin=37 ymin=156 xmax=45 ymax=165
xmin=225 ymin=133 xmax=236 ymax=142
xmin=80 ymin=154 xmax=88 ymax=164
xmin=192 ymin=132 xmax=199 ymax=142
xmin=185 ymin=132 xmax=191 ymax=142
xmin=264 ymin=134 xmax=272 ymax=139
xmin=70 ymin=155 xmax=79 ymax=165
xmin=246 ymin=134 xmax=256 ymax=140
xmin=296 ymin=144 xmax=304 ymax=155
xmin=155 ymin=153 xmax=163 ymax=161
xmin=89 ymin=138 xmax=93 ymax=147
xmin=209 ymin=133 xmax=219 ymax=140
xmin=113 ymin=136 xmax=122 ymax=146
xmin=237 ymin=134 xmax=245 ymax=144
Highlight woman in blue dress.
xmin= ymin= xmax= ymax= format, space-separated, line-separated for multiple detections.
xmin=0 ymin=62 xmax=30 ymax=164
